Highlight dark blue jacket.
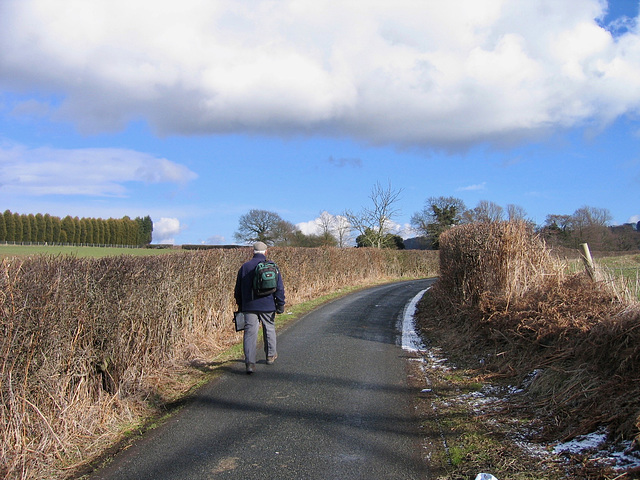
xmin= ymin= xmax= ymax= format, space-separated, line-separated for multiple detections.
xmin=234 ymin=253 xmax=285 ymax=313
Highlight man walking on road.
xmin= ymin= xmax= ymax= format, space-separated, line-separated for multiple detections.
xmin=234 ymin=242 xmax=285 ymax=374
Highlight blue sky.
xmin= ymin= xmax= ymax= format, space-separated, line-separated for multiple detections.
xmin=1 ymin=0 xmax=639 ymax=245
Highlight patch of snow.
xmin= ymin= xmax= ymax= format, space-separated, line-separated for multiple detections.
xmin=608 ymin=442 xmax=640 ymax=472
xmin=553 ymin=429 xmax=608 ymax=455
xmin=514 ymin=439 xmax=549 ymax=459
xmin=401 ymin=288 xmax=429 ymax=352
xmin=553 ymin=429 xmax=640 ymax=472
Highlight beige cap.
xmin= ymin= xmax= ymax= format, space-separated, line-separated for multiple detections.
xmin=253 ymin=242 xmax=268 ymax=252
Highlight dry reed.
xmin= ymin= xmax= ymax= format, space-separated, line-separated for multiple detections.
xmin=0 ymin=247 xmax=437 ymax=479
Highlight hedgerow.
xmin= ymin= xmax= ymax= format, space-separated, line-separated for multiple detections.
xmin=0 ymin=247 xmax=437 ymax=479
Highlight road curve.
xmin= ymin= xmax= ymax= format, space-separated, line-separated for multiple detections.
xmin=89 ymin=279 xmax=435 ymax=480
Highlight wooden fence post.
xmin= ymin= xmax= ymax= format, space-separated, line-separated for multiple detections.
xmin=579 ymin=243 xmax=596 ymax=281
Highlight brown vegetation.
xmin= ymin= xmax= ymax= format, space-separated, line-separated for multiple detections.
xmin=0 ymin=247 xmax=438 ymax=479
xmin=416 ymin=221 xmax=640 ymax=473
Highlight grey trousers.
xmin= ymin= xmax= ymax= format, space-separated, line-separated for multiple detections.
xmin=243 ymin=311 xmax=277 ymax=365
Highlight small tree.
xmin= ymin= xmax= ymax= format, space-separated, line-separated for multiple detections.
xmin=316 ymin=211 xmax=339 ymax=246
xmin=312 ymin=211 xmax=351 ymax=247
xmin=62 ymin=216 xmax=77 ymax=244
xmin=35 ymin=213 xmax=45 ymax=242
xmin=135 ymin=216 xmax=153 ymax=245
xmin=51 ymin=216 xmax=61 ymax=243
xmin=344 ymin=181 xmax=402 ymax=249
xmin=23 ymin=214 xmax=32 ymax=242
xmin=569 ymin=206 xmax=613 ymax=249
xmin=411 ymin=196 xmax=466 ymax=249
xmin=13 ymin=213 xmax=23 ymax=242
xmin=333 ymin=215 xmax=352 ymax=247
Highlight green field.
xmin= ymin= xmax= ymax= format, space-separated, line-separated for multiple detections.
xmin=598 ymin=254 xmax=640 ymax=298
xmin=567 ymin=252 xmax=640 ymax=299
xmin=0 ymin=244 xmax=178 ymax=258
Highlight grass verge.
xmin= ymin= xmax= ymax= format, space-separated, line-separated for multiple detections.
xmin=406 ymin=346 xmax=569 ymax=479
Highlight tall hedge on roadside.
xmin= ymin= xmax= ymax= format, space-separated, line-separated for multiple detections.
xmin=0 ymin=246 xmax=437 ymax=479
xmin=421 ymin=221 xmax=640 ymax=446
xmin=435 ymin=220 xmax=558 ymax=310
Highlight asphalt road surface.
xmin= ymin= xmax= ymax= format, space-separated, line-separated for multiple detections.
xmin=89 ymin=279 xmax=435 ymax=480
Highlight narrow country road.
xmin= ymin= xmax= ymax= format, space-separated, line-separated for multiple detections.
xmin=89 ymin=279 xmax=435 ymax=480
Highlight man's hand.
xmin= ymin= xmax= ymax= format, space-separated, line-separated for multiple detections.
xmin=276 ymin=305 xmax=285 ymax=314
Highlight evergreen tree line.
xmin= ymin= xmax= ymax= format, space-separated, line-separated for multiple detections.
xmin=0 ymin=210 xmax=153 ymax=246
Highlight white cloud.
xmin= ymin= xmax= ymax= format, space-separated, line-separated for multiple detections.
xmin=389 ymin=221 xmax=417 ymax=240
xmin=296 ymin=212 xmax=351 ymax=237
xmin=0 ymin=142 xmax=197 ymax=196
xmin=2 ymin=1 xmax=640 ymax=148
xmin=153 ymin=217 xmax=182 ymax=244
xmin=296 ymin=219 xmax=321 ymax=236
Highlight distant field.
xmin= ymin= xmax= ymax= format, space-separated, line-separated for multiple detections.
xmin=598 ymin=253 xmax=640 ymax=299
xmin=596 ymin=252 xmax=640 ymax=271
xmin=0 ymin=244 xmax=178 ymax=258
xmin=567 ymin=252 xmax=640 ymax=299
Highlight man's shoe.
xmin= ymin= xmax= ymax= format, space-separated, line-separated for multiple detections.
xmin=266 ymin=354 xmax=278 ymax=365
xmin=246 ymin=363 xmax=255 ymax=374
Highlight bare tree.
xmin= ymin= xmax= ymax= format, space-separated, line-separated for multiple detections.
xmin=333 ymin=214 xmax=352 ymax=247
xmin=466 ymin=200 xmax=504 ymax=223
xmin=344 ymin=181 xmax=403 ymax=249
xmin=234 ymin=209 xmax=287 ymax=245
xmin=568 ymin=206 xmax=614 ymax=249
xmin=315 ymin=211 xmax=338 ymax=246
xmin=545 ymin=214 xmax=572 ymax=231
xmin=570 ymin=206 xmax=612 ymax=229
xmin=506 ymin=204 xmax=528 ymax=222
xmin=272 ymin=219 xmax=300 ymax=246
xmin=315 ymin=211 xmax=352 ymax=247
xmin=541 ymin=207 xmax=614 ymax=249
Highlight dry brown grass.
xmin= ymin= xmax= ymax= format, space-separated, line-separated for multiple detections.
xmin=419 ymin=221 xmax=640 ymax=447
xmin=435 ymin=220 xmax=562 ymax=312
xmin=0 ymin=247 xmax=438 ymax=479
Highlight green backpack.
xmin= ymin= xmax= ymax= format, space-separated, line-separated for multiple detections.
xmin=253 ymin=261 xmax=279 ymax=297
